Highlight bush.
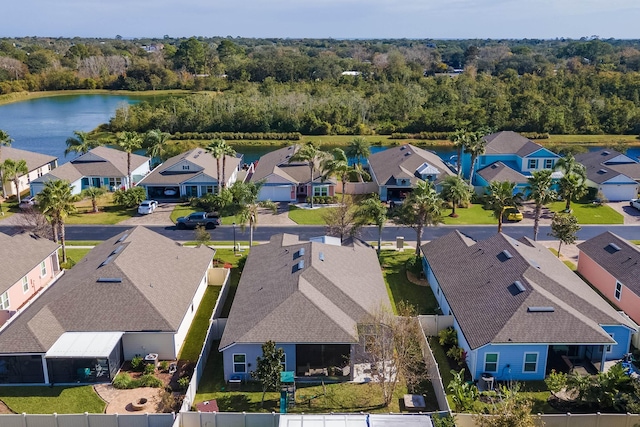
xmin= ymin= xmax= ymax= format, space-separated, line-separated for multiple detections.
xmin=159 ymin=361 xmax=169 ymax=372
xmin=405 ymin=256 xmax=422 ymax=275
xmin=438 ymin=327 xmax=458 ymax=347
xmin=113 ymin=186 xmax=146 ymax=208
xmin=446 ymin=346 xmax=466 ymax=364
xmin=177 ymin=376 xmax=190 ymax=391
xmin=131 ymin=356 xmax=145 ymax=372
xmin=138 ymin=374 xmax=163 ymax=388
xmin=144 ymin=363 xmax=156 ymax=375
xmin=113 ymin=372 xmax=135 ymax=389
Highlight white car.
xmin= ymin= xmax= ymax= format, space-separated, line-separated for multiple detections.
xmin=138 ymin=200 xmax=158 ymax=215
xmin=19 ymin=195 xmax=37 ymax=209
xmin=630 ymin=199 xmax=640 ymax=211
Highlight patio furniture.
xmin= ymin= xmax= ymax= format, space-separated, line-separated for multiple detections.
xmin=228 ymin=374 xmax=242 ymax=391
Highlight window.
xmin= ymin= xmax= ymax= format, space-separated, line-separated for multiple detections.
xmin=40 ymin=261 xmax=47 ymax=277
xmin=523 ymin=353 xmax=538 ymax=372
xmin=281 ymin=353 xmax=287 ymax=371
xmin=484 ymin=353 xmax=498 ymax=372
xmin=108 ymin=177 xmax=122 ymax=189
xmin=544 ymin=159 xmax=553 ymax=169
xmin=0 ymin=292 xmax=9 ymax=310
xmin=202 ymin=185 xmax=215 ymax=194
xmin=233 ymin=354 xmax=247 ymax=373
xmin=528 ymin=159 xmax=538 ymax=169
xmin=22 ymin=276 xmax=29 ymax=293
xmin=182 ymin=165 xmax=190 ymax=170
xmin=313 ymin=186 xmax=329 ymax=197
xmin=606 ymin=334 xmax=615 ymax=353
xmin=615 ymin=282 xmax=622 ymax=300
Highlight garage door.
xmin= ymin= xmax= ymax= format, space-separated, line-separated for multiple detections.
xmin=259 ymin=185 xmax=293 ymax=202
xmin=601 ymin=184 xmax=638 ymax=202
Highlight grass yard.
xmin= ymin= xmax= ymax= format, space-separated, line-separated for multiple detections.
xmin=212 ymin=249 xmax=245 ymax=318
xmin=0 ymin=199 xmax=19 ymax=220
xmin=379 ymin=250 xmax=439 ymax=315
xmin=547 ymin=247 xmax=576 ymax=270
xmin=170 ymin=204 xmax=196 ymax=223
xmin=60 ymin=247 xmax=92 ymax=269
xmin=0 ymin=385 xmax=105 ymax=414
xmin=441 ymin=203 xmax=497 ymax=225
xmin=179 ymin=285 xmax=223 ymax=362
xmin=288 ymin=205 xmax=336 ymax=225
xmin=548 ymin=201 xmax=623 ymax=224
xmin=66 ymin=240 xmax=102 ymax=246
xmin=66 ymin=193 xmax=136 ymax=225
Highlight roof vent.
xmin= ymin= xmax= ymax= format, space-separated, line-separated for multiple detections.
xmin=527 ymin=306 xmax=555 ymax=313
xmin=111 ymin=245 xmax=124 ymax=255
xmin=117 ymin=233 xmax=129 ymax=243
xmin=597 ymin=169 xmax=608 ymax=174
xmin=497 ymin=250 xmax=513 ymax=262
xmin=529 ymin=259 xmax=541 ymax=269
xmin=298 ymin=260 xmax=304 ymax=269
xmin=97 ymin=277 xmax=122 ymax=283
xmin=514 ymin=281 xmax=526 ymax=293
xmin=602 ymin=151 xmax=610 ymax=155
xmin=606 ymin=243 xmax=621 ymax=253
xmin=100 ymin=255 xmax=114 ymax=267
xmin=319 ymin=252 xmax=324 ymax=261
xmin=294 ymin=247 xmax=305 ymax=259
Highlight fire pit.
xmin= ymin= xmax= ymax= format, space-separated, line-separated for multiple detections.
xmin=130 ymin=397 xmax=148 ymax=411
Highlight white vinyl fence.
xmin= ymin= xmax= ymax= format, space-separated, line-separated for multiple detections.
xmin=455 ymin=412 xmax=640 ymax=427
xmin=418 ymin=315 xmax=454 ymax=337
xmin=0 ymin=413 xmax=175 ymax=427
xmin=416 ymin=321 xmax=451 ymax=413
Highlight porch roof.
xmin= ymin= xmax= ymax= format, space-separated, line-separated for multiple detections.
xmin=45 ymin=332 xmax=123 ymax=358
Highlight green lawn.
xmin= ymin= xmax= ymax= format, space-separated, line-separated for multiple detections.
xmin=548 ymin=201 xmax=623 ymax=224
xmin=0 ymin=386 xmax=105 ymax=414
xmin=379 ymin=250 xmax=439 ymax=315
xmin=66 ymin=240 xmax=101 ymax=246
xmin=179 ymin=285 xmax=223 ymax=362
xmin=60 ymin=247 xmax=92 ymax=269
xmin=288 ymin=205 xmax=336 ymax=225
xmin=0 ymin=198 xmax=19 ymax=220
xmin=441 ymin=203 xmax=497 ymax=225
xmin=170 ymin=204 xmax=196 ymax=223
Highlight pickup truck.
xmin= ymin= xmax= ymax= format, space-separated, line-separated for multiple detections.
xmin=176 ymin=212 xmax=220 ymax=229
xmin=631 ymin=199 xmax=640 ymax=210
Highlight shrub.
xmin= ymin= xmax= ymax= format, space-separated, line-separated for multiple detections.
xmin=131 ymin=356 xmax=145 ymax=372
xmin=144 ymin=363 xmax=156 ymax=375
xmin=438 ymin=327 xmax=458 ymax=347
xmin=113 ymin=372 xmax=135 ymax=389
xmin=138 ymin=374 xmax=163 ymax=388
xmin=177 ymin=376 xmax=190 ymax=391
xmin=159 ymin=361 xmax=169 ymax=372
xmin=113 ymin=186 xmax=146 ymax=208
xmin=446 ymin=346 xmax=466 ymax=364
xmin=405 ymin=256 xmax=422 ymax=275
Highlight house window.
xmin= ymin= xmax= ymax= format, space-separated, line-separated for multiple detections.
xmin=606 ymin=334 xmax=615 ymax=353
xmin=182 ymin=165 xmax=190 ymax=170
xmin=523 ymin=353 xmax=538 ymax=372
xmin=544 ymin=159 xmax=553 ymax=169
xmin=108 ymin=178 xmax=122 ymax=189
xmin=313 ymin=186 xmax=328 ymax=197
xmin=528 ymin=159 xmax=538 ymax=169
xmin=202 ymin=185 xmax=215 ymax=195
xmin=615 ymin=282 xmax=622 ymax=301
xmin=281 ymin=353 xmax=287 ymax=371
xmin=0 ymin=292 xmax=9 ymax=310
xmin=40 ymin=261 xmax=47 ymax=277
xmin=22 ymin=276 xmax=29 ymax=293
xmin=233 ymin=354 xmax=247 ymax=373
xmin=484 ymin=353 xmax=498 ymax=372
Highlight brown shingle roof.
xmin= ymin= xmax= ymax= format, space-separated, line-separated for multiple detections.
xmin=0 ymin=232 xmax=60 ymax=294
xmin=219 ymin=234 xmax=391 ymax=349
xmin=250 ymin=144 xmax=328 ymax=185
xmin=368 ymin=144 xmax=455 ymax=187
xmin=0 ymin=227 xmax=214 ymax=354
xmin=578 ymin=232 xmax=640 ymax=295
xmin=0 ymin=147 xmax=56 ymax=171
xmin=421 ymin=231 xmax=632 ymax=350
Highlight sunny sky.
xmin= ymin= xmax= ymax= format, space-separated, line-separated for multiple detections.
xmin=4 ymin=0 xmax=640 ymax=39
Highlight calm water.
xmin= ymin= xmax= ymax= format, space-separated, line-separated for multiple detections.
xmin=0 ymin=94 xmax=638 ymax=166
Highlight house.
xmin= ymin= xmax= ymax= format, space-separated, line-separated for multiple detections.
xmin=219 ymin=233 xmax=392 ymax=382
xmin=367 ymin=144 xmax=455 ymax=202
xmin=0 ymin=232 xmax=62 ymax=329
xmin=462 ymin=131 xmax=561 ymax=191
xmin=250 ymin=145 xmax=335 ymax=202
xmin=421 ymin=231 xmax=636 ymax=381
xmin=0 ymin=147 xmax=57 ymax=198
xmin=138 ymin=147 xmax=241 ymax=200
xmin=0 ymin=226 xmax=214 ymax=385
xmin=577 ymin=232 xmax=640 ymax=325
xmin=29 ymin=146 xmax=150 ymax=196
xmin=575 ymin=150 xmax=640 ymax=201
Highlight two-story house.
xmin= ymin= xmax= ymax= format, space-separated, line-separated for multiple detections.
xmin=0 ymin=147 xmax=57 ymax=198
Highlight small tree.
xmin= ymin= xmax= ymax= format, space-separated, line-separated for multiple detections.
xmin=323 ymin=195 xmax=361 ymax=242
xmin=0 ymin=158 xmax=28 ymax=203
xmin=549 ymin=212 xmax=581 ymax=258
xmin=473 ymin=384 xmax=542 ymax=427
xmin=251 ymin=341 xmax=284 ymax=407
xmin=355 ymin=196 xmax=387 ymax=254
xmin=194 ymin=225 xmax=210 ymax=246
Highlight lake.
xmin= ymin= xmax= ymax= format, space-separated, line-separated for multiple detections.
xmin=0 ymin=94 xmax=638 ymax=167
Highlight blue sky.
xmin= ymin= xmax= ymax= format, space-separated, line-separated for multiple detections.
xmin=4 ymin=0 xmax=640 ymax=39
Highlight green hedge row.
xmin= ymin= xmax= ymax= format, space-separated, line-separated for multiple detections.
xmin=172 ymin=132 xmax=303 ymax=141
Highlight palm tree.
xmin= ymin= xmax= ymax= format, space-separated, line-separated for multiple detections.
xmin=356 ymin=197 xmax=387 ymax=254
xmin=64 ymin=131 xmax=102 ymax=157
xmin=0 ymin=129 xmax=13 ymax=198
xmin=555 ymin=153 xmax=587 ymax=211
xmin=206 ymin=139 xmax=225 ymax=193
xmin=526 ymin=169 xmax=557 ymax=241
xmin=441 ymin=175 xmax=472 ymax=218
xmin=1 ymin=159 xmax=28 ymax=203
xmin=345 ymin=137 xmax=370 ymax=169
xmin=464 ymin=131 xmax=487 ymax=185
xmin=144 ymin=129 xmax=171 ymax=161
xmin=485 ymin=180 xmax=522 ymax=233
xmin=449 ymin=129 xmax=468 ymax=177
xmin=238 ymin=200 xmax=278 ymax=248
xmin=322 ymin=148 xmax=351 ymax=204
xmin=36 ymin=180 xmax=78 ymax=264
xmin=289 ymin=143 xmax=328 ymax=208
xmin=81 ymin=186 xmax=107 ymax=213
xmin=116 ymin=131 xmax=143 ymax=189
xmin=396 ymin=181 xmax=444 ymax=255
xmin=220 ymin=141 xmax=237 ymax=189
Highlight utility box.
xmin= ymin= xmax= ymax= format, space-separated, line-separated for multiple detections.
xmin=396 ymin=236 xmax=404 ymax=250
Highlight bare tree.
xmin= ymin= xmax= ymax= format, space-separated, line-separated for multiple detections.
xmin=16 ymin=208 xmax=54 ymax=240
xmin=323 ymin=195 xmax=361 ymax=242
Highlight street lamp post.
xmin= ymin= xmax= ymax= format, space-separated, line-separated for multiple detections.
xmin=232 ymin=222 xmax=236 ymax=254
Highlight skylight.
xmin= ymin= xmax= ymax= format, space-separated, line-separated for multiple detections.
xmin=117 ymin=233 xmax=129 ymax=243
xmin=100 ymin=255 xmax=114 ymax=267
xmin=527 ymin=306 xmax=554 ymax=313
xmin=97 ymin=277 xmax=122 ymax=283
xmin=111 ymin=245 xmax=124 ymax=256
xmin=514 ymin=281 xmax=526 ymax=293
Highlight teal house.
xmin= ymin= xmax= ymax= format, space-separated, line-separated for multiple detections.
xmin=421 ymin=231 xmax=636 ymax=382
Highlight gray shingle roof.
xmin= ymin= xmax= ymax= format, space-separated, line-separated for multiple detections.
xmin=250 ymin=144 xmax=328 ymax=185
xmin=0 ymin=226 xmax=214 ymax=354
xmin=368 ymin=144 xmax=455 ymax=187
xmin=578 ymin=232 xmax=640 ymax=295
xmin=484 ymin=131 xmax=549 ymax=157
xmin=421 ymin=231 xmax=633 ymax=350
xmin=476 ymin=161 xmax=528 ymax=184
xmin=575 ymin=150 xmax=640 ymax=184
xmin=0 ymin=232 xmax=60 ymax=294
xmin=0 ymin=147 xmax=57 ymax=171
xmin=219 ymin=234 xmax=391 ymax=350
xmin=139 ymin=147 xmax=240 ymax=186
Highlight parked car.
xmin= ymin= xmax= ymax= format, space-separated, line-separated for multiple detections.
xmin=138 ymin=200 xmax=158 ymax=215
xmin=503 ymin=206 xmax=523 ymax=221
xmin=630 ymin=199 xmax=640 ymax=210
xmin=19 ymin=195 xmax=37 ymax=209
xmin=176 ymin=212 xmax=220 ymax=229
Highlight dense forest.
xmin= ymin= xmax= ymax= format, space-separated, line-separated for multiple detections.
xmin=2 ymin=36 xmax=640 ymax=134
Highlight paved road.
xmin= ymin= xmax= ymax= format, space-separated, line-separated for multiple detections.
xmin=3 ymin=223 xmax=640 ymax=243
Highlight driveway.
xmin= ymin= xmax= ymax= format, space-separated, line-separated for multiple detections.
xmin=118 ymin=202 xmax=176 ymax=226
xmin=606 ymin=201 xmax=640 ymax=225
xmin=257 ymin=202 xmax=296 ymax=225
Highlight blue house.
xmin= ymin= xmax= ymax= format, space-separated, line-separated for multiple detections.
xmin=461 ymin=131 xmax=561 ymax=193
xmin=421 ymin=231 xmax=636 ymax=382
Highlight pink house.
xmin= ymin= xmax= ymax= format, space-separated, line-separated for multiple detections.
xmin=0 ymin=232 xmax=61 ymax=328
xmin=577 ymin=232 xmax=640 ymax=325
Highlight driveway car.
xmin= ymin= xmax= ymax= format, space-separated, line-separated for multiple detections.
xmin=504 ymin=206 xmax=523 ymax=221
xmin=630 ymin=199 xmax=640 ymax=210
xmin=138 ymin=200 xmax=158 ymax=215
xmin=19 ymin=195 xmax=37 ymax=209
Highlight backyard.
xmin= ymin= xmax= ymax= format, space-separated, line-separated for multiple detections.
xmin=0 ymin=386 xmax=105 ymax=414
